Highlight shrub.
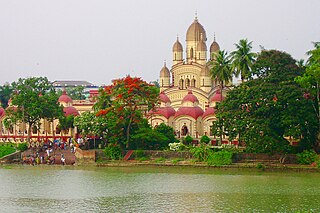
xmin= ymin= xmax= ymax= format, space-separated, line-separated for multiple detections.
xmin=137 ymin=157 xmax=149 ymax=162
xmin=189 ymin=145 xmax=212 ymax=162
xmin=200 ymin=135 xmax=211 ymax=144
xmin=0 ymin=145 xmax=16 ymax=158
xmin=184 ymin=135 xmax=193 ymax=145
xmin=17 ymin=143 xmax=28 ymax=152
xmin=154 ymin=157 xmax=166 ymax=163
xmin=171 ymin=158 xmax=184 ymax=164
xmin=104 ymin=144 xmax=122 ymax=160
xmin=297 ymin=150 xmax=319 ymax=165
xmin=134 ymin=150 xmax=146 ymax=158
xmin=207 ymin=150 xmax=233 ymax=166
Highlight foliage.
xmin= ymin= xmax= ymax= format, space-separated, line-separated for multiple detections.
xmin=17 ymin=143 xmax=28 ymax=152
xmin=154 ymin=123 xmax=177 ymax=144
xmin=209 ymin=50 xmax=233 ymax=91
xmin=297 ymin=150 xmax=319 ymax=165
xmin=0 ymin=145 xmax=16 ymax=158
xmin=189 ymin=145 xmax=212 ymax=162
xmin=171 ymin=158 xmax=184 ymax=164
xmin=154 ymin=157 xmax=166 ymax=163
xmin=230 ymin=39 xmax=256 ymax=82
xmin=104 ymin=143 xmax=122 ymax=160
xmin=212 ymin=50 xmax=317 ymax=153
xmin=131 ymin=123 xmax=169 ymax=150
xmin=94 ymin=76 xmax=159 ymax=148
xmin=5 ymin=77 xmax=63 ymax=142
xmin=57 ymin=115 xmax=75 ymax=133
xmin=295 ymin=42 xmax=320 ymax=144
xmin=134 ymin=150 xmax=146 ymax=158
xmin=207 ymin=150 xmax=233 ymax=166
xmin=189 ymin=145 xmax=234 ymax=166
xmin=184 ymin=135 xmax=193 ymax=145
xmin=0 ymin=83 xmax=13 ymax=108
xmin=200 ymin=135 xmax=211 ymax=144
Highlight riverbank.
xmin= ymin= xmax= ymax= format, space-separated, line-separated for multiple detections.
xmin=93 ymin=159 xmax=320 ymax=173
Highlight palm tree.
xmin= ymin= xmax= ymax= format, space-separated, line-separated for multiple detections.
xmin=231 ymin=39 xmax=256 ymax=83
xmin=209 ymin=50 xmax=232 ymax=99
xmin=209 ymin=50 xmax=232 ymax=145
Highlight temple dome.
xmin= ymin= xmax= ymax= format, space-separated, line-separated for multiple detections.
xmin=175 ymin=106 xmax=204 ymax=119
xmin=182 ymin=91 xmax=199 ymax=103
xmin=160 ymin=63 xmax=170 ymax=78
xmin=159 ymin=92 xmax=171 ymax=103
xmin=150 ymin=107 xmax=176 ymax=119
xmin=209 ymin=90 xmax=224 ymax=102
xmin=186 ymin=18 xmax=207 ymax=42
xmin=210 ymin=41 xmax=220 ymax=53
xmin=172 ymin=37 xmax=183 ymax=52
xmin=202 ymin=107 xmax=215 ymax=119
xmin=63 ymin=106 xmax=79 ymax=116
xmin=58 ymin=91 xmax=73 ymax=104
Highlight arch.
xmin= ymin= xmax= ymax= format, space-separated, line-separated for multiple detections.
xmin=179 ymin=79 xmax=184 ymax=89
xmin=174 ymin=53 xmax=176 ymax=61
xmin=190 ymin=48 xmax=194 ymax=58
xmin=181 ymin=125 xmax=189 ymax=136
xmin=185 ymin=78 xmax=190 ymax=88
xmin=202 ymin=78 xmax=204 ymax=86
xmin=191 ymin=78 xmax=196 ymax=87
xmin=198 ymin=52 xmax=201 ymax=59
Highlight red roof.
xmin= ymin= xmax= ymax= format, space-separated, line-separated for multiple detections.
xmin=58 ymin=91 xmax=73 ymax=103
xmin=202 ymin=107 xmax=215 ymax=119
xmin=175 ymin=106 xmax=204 ymax=119
xmin=159 ymin=92 xmax=171 ymax=103
xmin=210 ymin=90 xmax=224 ymax=102
xmin=63 ymin=106 xmax=79 ymax=116
xmin=150 ymin=107 xmax=176 ymax=119
xmin=182 ymin=91 xmax=199 ymax=103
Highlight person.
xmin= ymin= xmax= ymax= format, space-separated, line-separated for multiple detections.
xmin=46 ymin=148 xmax=50 ymax=157
xmin=70 ymin=142 xmax=74 ymax=153
xmin=61 ymin=154 xmax=65 ymax=165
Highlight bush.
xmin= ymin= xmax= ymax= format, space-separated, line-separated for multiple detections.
xmin=134 ymin=150 xmax=146 ymax=158
xmin=189 ymin=145 xmax=234 ymax=166
xmin=17 ymin=143 xmax=28 ymax=152
xmin=200 ymin=135 xmax=211 ymax=144
xmin=207 ymin=150 xmax=233 ymax=166
xmin=297 ymin=150 xmax=319 ymax=165
xmin=184 ymin=135 xmax=193 ymax=145
xmin=104 ymin=144 xmax=122 ymax=160
xmin=189 ymin=145 xmax=212 ymax=162
xmin=0 ymin=145 xmax=16 ymax=158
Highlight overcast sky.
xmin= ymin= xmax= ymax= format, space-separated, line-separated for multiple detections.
xmin=1 ymin=0 xmax=319 ymax=86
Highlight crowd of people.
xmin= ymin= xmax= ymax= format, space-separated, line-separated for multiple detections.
xmin=22 ymin=138 xmax=79 ymax=166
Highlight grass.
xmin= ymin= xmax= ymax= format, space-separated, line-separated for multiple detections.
xmin=171 ymin=158 xmax=184 ymax=164
xmin=154 ymin=157 xmax=166 ymax=163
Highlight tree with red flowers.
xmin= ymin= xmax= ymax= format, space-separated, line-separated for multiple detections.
xmin=95 ymin=76 xmax=159 ymax=148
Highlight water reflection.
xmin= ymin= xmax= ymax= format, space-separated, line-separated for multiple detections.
xmin=0 ymin=166 xmax=319 ymax=212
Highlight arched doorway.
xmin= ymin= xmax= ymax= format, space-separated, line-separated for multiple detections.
xmin=181 ymin=124 xmax=188 ymax=136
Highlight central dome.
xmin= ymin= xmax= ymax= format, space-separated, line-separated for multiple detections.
xmin=186 ymin=18 xmax=207 ymax=42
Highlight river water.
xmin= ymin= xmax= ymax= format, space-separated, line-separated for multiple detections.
xmin=0 ymin=165 xmax=319 ymax=212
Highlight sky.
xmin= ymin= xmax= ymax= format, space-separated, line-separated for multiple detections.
xmin=1 ymin=0 xmax=319 ymax=86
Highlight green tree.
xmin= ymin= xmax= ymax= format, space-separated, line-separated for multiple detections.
xmin=154 ymin=123 xmax=177 ymax=144
xmin=57 ymin=115 xmax=75 ymax=134
xmin=295 ymin=42 xmax=320 ymax=144
xmin=96 ymin=76 xmax=159 ymax=148
xmin=209 ymin=50 xmax=232 ymax=144
xmin=230 ymin=39 xmax=256 ymax=82
xmin=0 ymin=83 xmax=13 ymax=108
xmin=213 ymin=50 xmax=317 ymax=153
xmin=209 ymin=50 xmax=233 ymax=96
xmin=5 ymin=77 xmax=63 ymax=142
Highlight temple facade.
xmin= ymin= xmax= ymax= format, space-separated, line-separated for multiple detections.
xmin=150 ymin=17 xmax=231 ymax=142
